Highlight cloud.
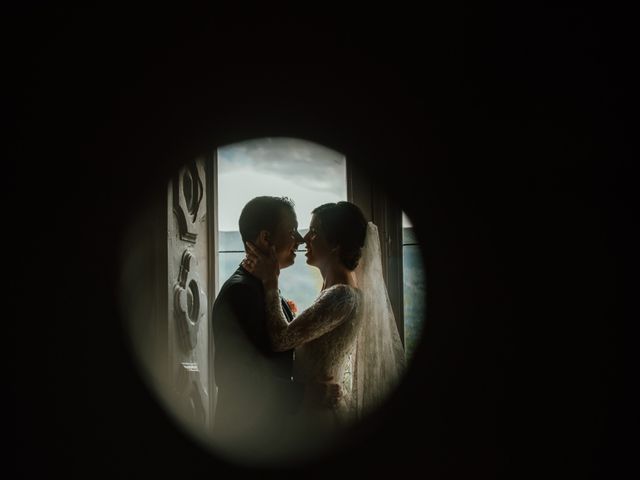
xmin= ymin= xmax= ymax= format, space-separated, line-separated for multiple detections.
xmin=218 ymin=137 xmax=345 ymax=193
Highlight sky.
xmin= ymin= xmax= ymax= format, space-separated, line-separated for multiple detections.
xmin=217 ymin=137 xmax=347 ymax=231
xmin=217 ymin=137 xmax=412 ymax=231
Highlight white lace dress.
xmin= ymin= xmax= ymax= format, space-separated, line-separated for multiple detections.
xmin=264 ymin=284 xmax=363 ymax=435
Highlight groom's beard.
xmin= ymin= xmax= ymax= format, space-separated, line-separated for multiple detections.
xmin=278 ymin=246 xmax=299 ymax=269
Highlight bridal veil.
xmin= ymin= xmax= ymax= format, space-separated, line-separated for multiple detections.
xmin=352 ymin=222 xmax=406 ymax=419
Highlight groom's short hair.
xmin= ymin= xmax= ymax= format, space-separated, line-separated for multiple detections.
xmin=239 ymin=196 xmax=296 ymax=245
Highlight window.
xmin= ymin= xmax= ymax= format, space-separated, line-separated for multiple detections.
xmin=402 ymin=212 xmax=426 ymax=361
xmin=216 ymin=137 xmax=347 ymax=311
xmin=214 ymin=138 xmax=426 ymax=360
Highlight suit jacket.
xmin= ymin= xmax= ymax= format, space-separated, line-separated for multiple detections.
xmin=212 ymin=265 xmax=304 ymax=445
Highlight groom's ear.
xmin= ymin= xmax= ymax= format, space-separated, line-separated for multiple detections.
xmin=255 ymin=230 xmax=271 ymax=250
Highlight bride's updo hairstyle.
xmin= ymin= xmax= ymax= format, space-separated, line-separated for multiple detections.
xmin=311 ymin=201 xmax=367 ymax=271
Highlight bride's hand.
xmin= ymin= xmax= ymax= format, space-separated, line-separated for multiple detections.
xmin=304 ymin=376 xmax=342 ymax=409
xmin=242 ymin=242 xmax=279 ymax=288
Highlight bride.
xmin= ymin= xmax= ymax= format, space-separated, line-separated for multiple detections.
xmin=242 ymin=201 xmax=405 ymax=440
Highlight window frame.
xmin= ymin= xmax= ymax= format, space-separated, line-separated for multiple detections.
xmin=207 ymin=145 xmax=407 ymax=431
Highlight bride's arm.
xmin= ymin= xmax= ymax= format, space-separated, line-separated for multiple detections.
xmin=263 ymin=285 xmax=356 ymax=352
xmin=242 ymin=241 xmax=358 ymax=352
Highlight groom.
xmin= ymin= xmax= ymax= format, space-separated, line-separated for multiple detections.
xmin=212 ymin=196 xmax=340 ymax=455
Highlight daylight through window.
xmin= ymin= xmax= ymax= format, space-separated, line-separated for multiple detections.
xmin=216 ymin=138 xmax=347 ymax=311
xmin=402 ymin=212 xmax=426 ymax=361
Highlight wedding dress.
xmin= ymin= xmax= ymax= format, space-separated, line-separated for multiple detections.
xmin=263 ymin=222 xmax=406 ymax=442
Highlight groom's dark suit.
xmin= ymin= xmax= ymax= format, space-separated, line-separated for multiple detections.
xmin=212 ymin=265 xmax=303 ymax=448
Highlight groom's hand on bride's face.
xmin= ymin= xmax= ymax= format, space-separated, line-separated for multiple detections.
xmin=243 ymin=242 xmax=280 ymax=286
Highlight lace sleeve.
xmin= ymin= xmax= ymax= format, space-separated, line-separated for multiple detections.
xmin=264 ymin=285 xmax=358 ymax=352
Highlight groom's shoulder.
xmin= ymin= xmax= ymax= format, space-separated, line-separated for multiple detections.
xmin=222 ymin=268 xmax=255 ymax=289
xmin=215 ymin=268 xmax=262 ymax=305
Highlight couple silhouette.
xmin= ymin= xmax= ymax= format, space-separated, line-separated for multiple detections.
xmin=211 ymin=196 xmax=404 ymax=464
